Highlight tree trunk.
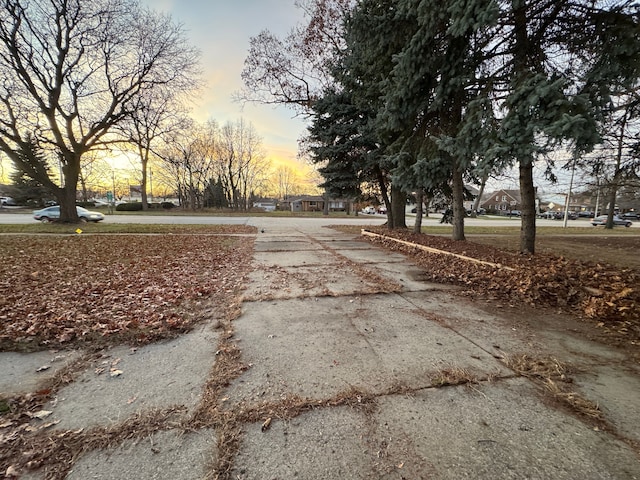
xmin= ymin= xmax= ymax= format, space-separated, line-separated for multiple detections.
xmin=605 ymin=113 xmax=626 ymax=229
xmin=519 ymin=158 xmax=536 ymax=254
xmin=605 ymin=173 xmax=619 ymax=229
xmin=389 ymin=185 xmax=407 ymax=230
xmin=141 ymin=161 xmax=148 ymax=211
xmin=451 ymin=161 xmax=466 ymax=241
xmin=413 ymin=190 xmax=423 ymax=233
xmin=471 ymin=173 xmax=488 ymax=217
xmin=59 ymin=154 xmax=80 ymax=223
xmin=376 ymin=167 xmax=392 ymax=228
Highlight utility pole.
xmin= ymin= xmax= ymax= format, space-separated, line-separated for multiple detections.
xmin=563 ymin=160 xmax=576 ymax=228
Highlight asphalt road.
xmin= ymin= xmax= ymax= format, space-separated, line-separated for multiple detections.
xmin=1 ymin=210 xmax=635 ymax=228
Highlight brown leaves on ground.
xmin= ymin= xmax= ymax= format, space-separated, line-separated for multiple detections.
xmin=363 ymin=228 xmax=640 ymax=345
xmin=0 ymin=234 xmax=254 ymax=350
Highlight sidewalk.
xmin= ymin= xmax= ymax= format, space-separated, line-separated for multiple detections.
xmin=4 ymin=222 xmax=639 ymax=479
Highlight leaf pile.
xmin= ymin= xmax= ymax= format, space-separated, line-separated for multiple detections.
xmin=363 ymin=228 xmax=640 ymax=344
xmin=0 ymin=234 xmax=254 ymax=349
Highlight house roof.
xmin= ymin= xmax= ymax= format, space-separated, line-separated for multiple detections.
xmin=289 ymin=195 xmax=325 ymax=202
xmin=481 ymin=189 xmax=522 ymax=203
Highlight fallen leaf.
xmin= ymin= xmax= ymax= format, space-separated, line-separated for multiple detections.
xmin=32 ymin=410 xmax=53 ymax=420
xmin=5 ymin=465 xmax=19 ymax=477
xmin=261 ymin=417 xmax=272 ymax=432
xmin=36 ymin=365 xmax=51 ymax=372
xmin=110 ymin=369 xmax=123 ymax=377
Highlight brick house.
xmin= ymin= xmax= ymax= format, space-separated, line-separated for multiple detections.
xmin=480 ymin=189 xmax=522 ymax=213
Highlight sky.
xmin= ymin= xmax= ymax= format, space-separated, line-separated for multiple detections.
xmin=141 ymin=0 xmax=309 ymax=167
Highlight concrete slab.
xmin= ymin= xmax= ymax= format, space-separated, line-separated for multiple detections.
xmin=403 ymin=291 xmax=630 ymax=365
xmin=0 ymin=350 xmax=81 ymax=397
xmin=573 ymin=364 xmax=640 ymax=444
xmin=66 ymin=429 xmax=216 ymax=480
xmin=232 ymin=406 xmax=370 ymax=479
xmin=316 ymin=239 xmax=373 ymax=250
xmin=373 ymin=378 xmax=640 ymax=479
xmin=231 ymin=378 xmax=639 ymax=479
xmin=253 ymin=250 xmax=337 ymax=268
xmin=242 ymin=264 xmax=387 ymax=301
xmin=400 ymin=291 xmax=544 ymax=356
xmin=254 ymin=240 xmax=322 ymax=252
xmin=335 ymin=247 xmax=409 ymax=264
xmin=372 ymin=261 xmax=460 ymax=293
xmin=224 ymin=295 xmax=508 ymax=405
xmin=45 ymin=325 xmax=218 ymax=430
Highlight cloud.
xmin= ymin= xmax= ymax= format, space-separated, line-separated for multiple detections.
xmin=141 ymin=0 xmax=308 ymax=161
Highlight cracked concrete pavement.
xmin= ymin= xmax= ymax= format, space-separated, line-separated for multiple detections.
xmin=2 ymin=217 xmax=639 ymax=479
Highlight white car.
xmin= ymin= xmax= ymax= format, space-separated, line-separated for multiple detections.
xmin=33 ymin=206 xmax=105 ymax=223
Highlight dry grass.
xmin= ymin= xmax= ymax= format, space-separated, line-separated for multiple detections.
xmin=430 ymin=366 xmax=479 ymax=387
xmin=1 ymin=406 xmax=188 ymax=479
xmin=502 ymin=354 xmax=604 ymax=424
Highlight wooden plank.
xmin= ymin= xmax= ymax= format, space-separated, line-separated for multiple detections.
xmin=361 ymin=229 xmax=515 ymax=271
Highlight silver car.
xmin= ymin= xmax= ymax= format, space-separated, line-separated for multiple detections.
xmin=591 ymin=215 xmax=632 ymax=227
xmin=32 ymin=206 xmax=105 ymax=223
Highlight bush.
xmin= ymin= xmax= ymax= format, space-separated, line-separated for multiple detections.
xmin=116 ymin=202 xmax=143 ymax=211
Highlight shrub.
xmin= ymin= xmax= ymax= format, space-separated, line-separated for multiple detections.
xmin=116 ymin=202 xmax=143 ymax=211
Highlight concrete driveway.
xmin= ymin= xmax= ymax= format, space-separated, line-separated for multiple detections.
xmin=3 ymin=220 xmax=639 ymax=479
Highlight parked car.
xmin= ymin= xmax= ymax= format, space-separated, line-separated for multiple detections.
xmin=33 ymin=206 xmax=105 ymax=223
xmin=591 ymin=215 xmax=632 ymax=227
xmin=621 ymin=212 xmax=640 ymax=220
xmin=362 ymin=206 xmax=376 ymax=214
xmin=577 ymin=211 xmax=595 ymax=218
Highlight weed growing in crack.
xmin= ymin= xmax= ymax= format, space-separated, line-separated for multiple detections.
xmin=501 ymin=353 xmax=606 ymax=426
xmin=430 ymin=367 xmax=479 ymax=387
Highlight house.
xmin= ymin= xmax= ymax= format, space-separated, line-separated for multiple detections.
xmin=253 ymin=201 xmax=276 ymax=212
xmin=463 ymin=185 xmax=480 ymax=212
xmin=288 ymin=195 xmax=325 ymax=212
xmin=284 ymin=196 xmax=355 ymax=213
xmin=480 ymin=189 xmax=522 ymax=213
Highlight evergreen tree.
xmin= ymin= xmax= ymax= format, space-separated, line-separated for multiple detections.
xmin=380 ymin=0 xmax=498 ymax=240
xmin=204 ymin=177 xmax=227 ymax=209
xmin=482 ymin=0 xmax=639 ymax=253
xmin=9 ymin=135 xmax=54 ymax=206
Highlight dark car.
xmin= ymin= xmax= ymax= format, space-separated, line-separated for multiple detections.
xmin=621 ymin=212 xmax=640 ymax=220
xmin=591 ymin=215 xmax=632 ymax=227
xmin=33 ymin=206 xmax=105 ymax=223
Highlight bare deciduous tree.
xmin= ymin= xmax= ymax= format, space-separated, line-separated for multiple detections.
xmin=237 ymin=0 xmax=354 ymax=113
xmin=0 ymin=0 xmax=199 ymax=221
